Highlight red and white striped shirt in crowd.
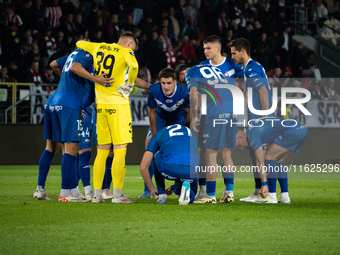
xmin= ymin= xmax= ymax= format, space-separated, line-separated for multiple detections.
xmin=166 ymin=51 xmax=176 ymax=68
xmin=78 ymin=36 xmax=90 ymax=42
xmin=44 ymin=6 xmax=62 ymax=28
xmin=31 ymin=69 xmax=41 ymax=84
xmin=218 ymin=18 xmax=228 ymax=35
xmin=45 ymin=36 xmax=57 ymax=57
xmin=138 ymin=67 xmax=151 ymax=83
xmin=5 ymin=11 xmax=23 ymax=33
xmin=159 ymin=34 xmax=171 ymax=52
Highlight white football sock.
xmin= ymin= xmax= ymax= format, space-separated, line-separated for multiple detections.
xmin=268 ymin=192 xmax=277 ymax=199
xmin=281 ymin=192 xmax=289 ymax=198
xmin=159 ymin=194 xmax=167 ymax=199
xmin=60 ymin=189 xmax=70 ymax=197
xmin=84 ymin=185 xmax=93 ymax=195
xmin=114 ymin=188 xmax=123 ymax=198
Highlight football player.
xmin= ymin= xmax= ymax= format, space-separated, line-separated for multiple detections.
xmin=139 ymin=68 xmax=190 ymax=198
xmin=230 ymin=38 xmax=274 ymax=202
xmin=185 ymin=64 xmax=236 ymax=204
xmin=76 ymin=31 xmax=139 ymax=203
xmin=235 ymin=117 xmax=309 ymax=203
xmin=140 ymin=124 xmax=199 ymax=205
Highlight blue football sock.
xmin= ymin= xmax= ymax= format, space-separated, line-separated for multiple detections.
xmin=102 ymin=156 xmax=113 ymax=189
xmin=206 ymin=181 xmax=216 ymax=197
xmin=198 ymin=163 xmax=206 ymax=186
xmin=78 ymin=151 xmax=91 ymax=187
xmin=61 ymin=153 xmax=78 ymax=189
xmin=153 ymin=164 xmax=166 ymax=195
xmin=38 ymin=150 xmax=54 ymax=186
xmin=265 ymin=160 xmax=278 ymax=194
xmin=223 ymin=171 xmax=234 ymax=191
xmin=143 ymin=160 xmax=155 ymax=193
xmin=249 ymin=148 xmax=261 ymax=190
xmin=277 ymin=162 xmax=288 ymax=193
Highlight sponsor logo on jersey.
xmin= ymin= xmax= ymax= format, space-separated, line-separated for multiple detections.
xmin=249 ymin=73 xmax=256 ymax=77
xmin=166 ymin=99 xmax=173 ymax=103
xmin=105 ymin=109 xmax=116 ymax=114
xmin=97 ymin=108 xmax=102 ymax=113
xmin=49 ymin=106 xmax=54 ymax=112
xmin=85 ymin=138 xmax=90 ymax=144
xmin=176 ymin=102 xmax=182 ymax=106
xmin=162 ymin=172 xmax=176 ymax=180
xmin=77 ymin=132 xmax=82 ymax=138
xmin=55 ymin=106 xmax=63 ymax=111
xmin=219 ymin=113 xmax=230 ymax=118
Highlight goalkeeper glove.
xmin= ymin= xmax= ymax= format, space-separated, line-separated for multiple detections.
xmin=117 ymin=82 xmax=134 ymax=98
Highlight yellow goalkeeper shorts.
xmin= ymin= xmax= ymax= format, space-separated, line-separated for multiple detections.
xmin=96 ymin=104 xmax=133 ymax=145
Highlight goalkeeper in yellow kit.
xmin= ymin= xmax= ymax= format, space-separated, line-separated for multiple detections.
xmin=76 ymin=31 xmax=138 ymax=203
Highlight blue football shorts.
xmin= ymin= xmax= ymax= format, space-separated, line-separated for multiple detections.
xmin=273 ymin=124 xmax=308 ymax=152
xmin=200 ymin=113 xmax=236 ymax=150
xmin=51 ymin=105 xmax=82 ymax=143
xmin=43 ymin=104 xmax=54 ymax=140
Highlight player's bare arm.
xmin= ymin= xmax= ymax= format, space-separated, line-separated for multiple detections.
xmin=258 ymin=86 xmax=269 ymax=117
xmin=254 ymin=147 xmax=269 ymax=198
xmin=50 ymin=60 xmax=62 ymax=77
xmin=190 ymin=86 xmax=200 ymax=132
xmin=134 ymin=77 xmax=150 ymax=89
xmin=70 ymin=62 xmax=114 ymax=86
xmin=145 ymin=108 xmax=157 ymax=148
xmin=140 ymin=151 xmax=158 ymax=198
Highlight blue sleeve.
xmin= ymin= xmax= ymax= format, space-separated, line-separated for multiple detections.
xmin=185 ymin=68 xmax=199 ymax=90
xmin=147 ymin=84 xmax=157 ymax=109
xmin=248 ymin=130 xmax=262 ymax=152
xmin=246 ymin=70 xmax=266 ymax=91
xmin=146 ymin=133 xmax=160 ymax=153
xmin=74 ymin=50 xmax=93 ymax=70
xmin=233 ymin=63 xmax=244 ymax=77
xmin=183 ymin=86 xmax=190 ymax=108
xmin=56 ymin=55 xmax=69 ymax=69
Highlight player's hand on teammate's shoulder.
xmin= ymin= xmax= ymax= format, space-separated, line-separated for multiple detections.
xmin=117 ymin=81 xmax=135 ymax=98
xmin=96 ymin=73 xmax=115 ymax=86
xmin=82 ymin=110 xmax=86 ymax=120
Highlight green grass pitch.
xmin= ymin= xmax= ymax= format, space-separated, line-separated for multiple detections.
xmin=0 ymin=165 xmax=339 ymax=255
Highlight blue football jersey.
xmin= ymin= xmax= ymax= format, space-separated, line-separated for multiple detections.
xmin=45 ymin=92 xmax=56 ymax=106
xmin=52 ymin=49 xmax=95 ymax=110
xmin=146 ymin=124 xmax=199 ymax=166
xmin=185 ymin=64 xmax=233 ymax=116
xmin=200 ymin=57 xmax=244 ymax=81
xmin=147 ymin=82 xmax=189 ymax=122
xmin=244 ymin=59 xmax=272 ymax=120
xmin=245 ymin=117 xmax=301 ymax=151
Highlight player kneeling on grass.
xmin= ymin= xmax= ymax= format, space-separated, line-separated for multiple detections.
xmin=140 ymin=124 xmax=199 ymax=205
xmin=235 ymin=117 xmax=308 ymax=204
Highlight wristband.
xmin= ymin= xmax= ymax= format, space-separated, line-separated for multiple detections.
xmin=261 ymin=181 xmax=268 ymax=186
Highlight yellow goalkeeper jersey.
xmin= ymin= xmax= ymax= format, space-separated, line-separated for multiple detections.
xmin=76 ymin=41 xmax=138 ymax=104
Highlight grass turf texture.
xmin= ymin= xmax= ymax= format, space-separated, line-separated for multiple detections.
xmin=0 ymin=165 xmax=339 ymax=255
